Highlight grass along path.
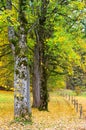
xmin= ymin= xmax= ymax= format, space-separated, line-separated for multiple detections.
xmin=0 ymin=91 xmax=86 ymax=129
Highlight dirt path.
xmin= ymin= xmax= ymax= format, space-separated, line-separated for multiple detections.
xmin=0 ymin=93 xmax=86 ymax=130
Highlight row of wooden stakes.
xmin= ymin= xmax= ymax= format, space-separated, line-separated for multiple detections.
xmin=61 ymin=93 xmax=83 ymax=119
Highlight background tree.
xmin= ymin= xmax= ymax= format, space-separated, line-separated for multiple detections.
xmin=30 ymin=0 xmax=86 ymax=110
xmin=31 ymin=0 xmax=50 ymax=110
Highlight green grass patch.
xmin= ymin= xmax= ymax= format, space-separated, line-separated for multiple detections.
xmin=0 ymin=91 xmax=13 ymax=103
xmin=80 ymin=91 xmax=86 ymax=97
xmin=56 ymin=89 xmax=86 ymax=97
xmin=56 ymin=89 xmax=76 ymax=96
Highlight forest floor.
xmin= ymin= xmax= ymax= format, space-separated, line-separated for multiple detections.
xmin=0 ymin=90 xmax=86 ymax=130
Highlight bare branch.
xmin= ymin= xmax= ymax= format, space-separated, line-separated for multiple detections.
xmin=28 ymin=19 xmax=39 ymax=33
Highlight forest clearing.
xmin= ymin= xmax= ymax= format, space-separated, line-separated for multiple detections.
xmin=0 ymin=90 xmax=86 ymax=130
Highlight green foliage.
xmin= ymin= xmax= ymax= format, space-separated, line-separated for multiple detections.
xmin=47 ymin=24 xmax=81 ymax=76
xmin=81 ymin=86 xmax=86 ymax=92
xmin=0 ymin=91 xmax=13 ymax=103
xmin=61 ymin=89 xmax=76 ymax=96
xmin=75 ymin=86 xmax=81 ymax=95
xmin=0 ymin=0 xmax=86 ymax=93
xmin=48 ymin=75 xmax=66 ymax=91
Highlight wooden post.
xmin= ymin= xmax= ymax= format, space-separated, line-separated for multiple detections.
xmin=71 ymin=96 xmax=74 ymax=104
xmin=73 ymin=99 xmax=76 ymax=108
xmin=72 ymin=96 xmax=74 ymax=104
xmin=69 ymin=95 xmax=70 ymax=101
xmin=79 ymin=104 xmax=83 ymax=119
xmin=76 ymin=100 xmax=78 ymax=112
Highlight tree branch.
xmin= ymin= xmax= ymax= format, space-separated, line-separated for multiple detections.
xmin=0 ymin=51 xmax=12 ymax=58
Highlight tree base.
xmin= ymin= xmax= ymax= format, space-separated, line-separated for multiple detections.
xmin=10 ymin=115 xmax=32 ymax=126
xmin=38 ymin=103 xmax=48 ymax=111
xmin=13 ymin=113 xmax=32 ymax=124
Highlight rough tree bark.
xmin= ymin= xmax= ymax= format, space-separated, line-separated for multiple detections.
xmin=32 ymin=39 xmax=40 ymax=107
xmin=39 ymin=0 xmax=49 ymax=111
xmin=7 ymin=0 xmax=31 ymax=120
xmin=32 ymin=0 xmax=49 ymax=110
xmin=14 ymin=0 xmax=31 ymax=119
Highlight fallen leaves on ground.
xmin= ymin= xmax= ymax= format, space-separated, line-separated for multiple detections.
xmin=0 ymin=91 xmax=86 ymax=130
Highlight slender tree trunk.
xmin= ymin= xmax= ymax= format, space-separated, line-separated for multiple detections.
xmin=32 ymin=39 xmax=40 ymax=107
xmin=32 ymin=32 xmax=48 ymax=110
xmin=39 ymin=56 xmax=48 ymax=110
xmin=38 ymin=0 xmax=49 ymax=110
xmin=31 ymin=0 xmax=41 ymax=108
xmin=7 ymin=0 xmax=31 ymax=119
xmin=32 ymin=0 xmax=49 ymax=110
xmin=39 ymin=35 xmax=49 ymax=110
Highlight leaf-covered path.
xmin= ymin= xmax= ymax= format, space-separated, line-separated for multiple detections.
xmin=0 ymin=91 xmax=86 ymax=130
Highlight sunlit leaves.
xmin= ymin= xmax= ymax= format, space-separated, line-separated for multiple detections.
xmin=47 ymin=21 xmax=82 ymax=76
xmin=0 ymin=0 xmax=86 ymax=89
xmin=70 ymin=1 xmax=85 ymax=10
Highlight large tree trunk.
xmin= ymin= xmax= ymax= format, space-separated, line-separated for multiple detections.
xmin=32 ymin=33 xmax=48 ymax=110
xmin=32 ymin=42 xmax=40 ymax=108
xmin=7 ymin=0 xmax=31 ymax=119
xmin=14 ymin=0 xmax=31 ymax=119
xmin=14 ymin=26 xmax=31 ymax=118
xmin=32 ymin=0 xmax=49 ymax=110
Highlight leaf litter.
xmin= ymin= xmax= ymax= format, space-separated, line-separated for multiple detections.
xmin=0 ymin=91 xmax=86 ymax=130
